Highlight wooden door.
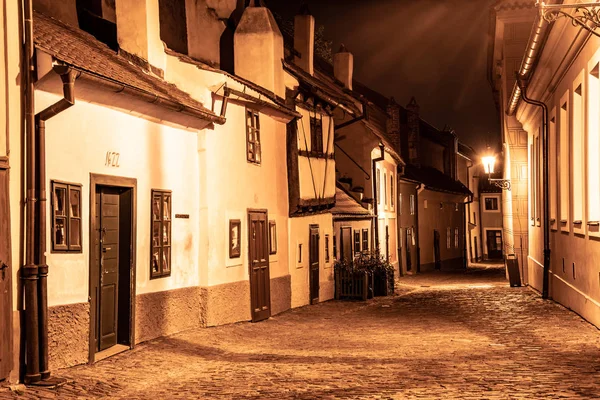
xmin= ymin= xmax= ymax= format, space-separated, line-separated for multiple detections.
xmin=0 ymin=169 xmax=11 ymax=380
xmin=433 ymin=230 xmax=441 ymax=270
xmin=248 ymin=211 xmax=270 ymax=322
xmin=340 ymin=227 xmax=352 ymax=263
xmin=309 ymin=225 xmax=320 ymax=304
xmin=97 ymin=187 xmax=121 ymax=351
xmin=487 ymin=230 xmax=503 ymax=259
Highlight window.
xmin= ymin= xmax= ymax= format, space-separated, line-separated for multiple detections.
xmin=310 ymin=116 xmax=323 ymax=154
xmin=410 ymin=194 xmax=415 ymax=215
xmin=446 ymin=227 xmax=451 ymax=249
xmin=333 ymin=233 xmax=337 ymax=260
xmin=559 ymin=94 xmax=570 ymax=229
xmin=473 ymin=212 xmax=477 ymax=226
xmin=151 ymin=190 xmax=171 ymax=279
xmin=354 ymin=230 xmax=361 ymax=255
xmin=362 ymin=229 xmax=369 ymax=252
xmin=549 ymin=112 xmax=557 ymax=228
xmin=390 ymin=174 xmax=394 ymax=209
xmin=589 ymin=62 xmax=600 ymax=225
xmin=325 ymin=234 xmax=330 ymax=263
xmin=246 ymin=109 xmax=261 ymax=164
xmin=384 ymin=172 xmax=388 ymax=208
xmin=573 ymin=80 xmax=584 ymax=228
xmin=298 ymin=244 xmax=302 ymax=263
xmin=399 ymin=192 xmax=402 ymax=215
xmin=454 ymin=228 xmax=459 ymax=248
xmin=484 ymin=197 xmax=499 ymax=211
xmin=376 ymin=168 xmax=381 ymax=204
xmin=269 ymin=220 xmax=277 ymax=255
xmin=52 ymin=181 xmax=82 ymax=252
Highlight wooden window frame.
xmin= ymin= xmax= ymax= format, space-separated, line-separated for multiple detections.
xmin=353 ymin=230 xmax=361 ymax=255
xmin=410 ymin=194 xmax=415 ymax=215
xmin=362 ymin=229 xmax=369 ymax=252
xmin=333 ymin=233 xmax=337 ymax=260
xmin=246 ymin=109 xmax=261 ymax=164
xmin=484 ymin=197 xmax=499 ymax=211
xmin=151 ymin=189 xmax=172 ymax=279
xmin=325 ymin=234 xmax=330 ymax=263
xmin=229 ymin=219 xmax=241 ymax=259
xmin=51 ymin=180 xmax=83 ymax=253
xmin=310 ymin=115 xmax=323 ymax=155
xmin=446 ymin=227 xmax=451 ymax=249
xmin=454 ymin=227 xmax=459 ymax=248
xmin=269 ymin=220 xmax=277 ymax=255
xmin=390 ymin=174 xmax=394 ymax=209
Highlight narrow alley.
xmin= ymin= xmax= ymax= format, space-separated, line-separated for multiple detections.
xmin=4 ymin=265 xmax=600 ymax=399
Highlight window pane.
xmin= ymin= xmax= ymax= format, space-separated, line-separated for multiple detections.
xmin=152 ymin=249 xmax=160 ymax=274
xmin=55 ymin=187 xmax=66 ymax=217
xmin=163 ymin=221 xmax=171 ymax=245
xmin=163 ymin=195 xmax=171 ymax=220
xmin=55 ymin=218 xmax=66 ymax=246
xmin=152 ymin=195 xmax=161 ymax=220
xmin=70 ymin=189 xmax=80 ymax=217
xmin=69 ymin=218 xmax=81 ymax=247
xmin=153 ymin=222 xmax=161 ymax=247
xmin=162 ymin=247 xmax=170 ymax=273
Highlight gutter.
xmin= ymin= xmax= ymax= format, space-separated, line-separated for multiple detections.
xmin=507 ymin=13 xmax=549 ymax=116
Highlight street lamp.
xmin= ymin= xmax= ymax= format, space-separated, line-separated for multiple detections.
xmin=482 ymin=149 xmax=511 ymax=191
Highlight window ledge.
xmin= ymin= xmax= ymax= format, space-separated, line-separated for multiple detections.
xmin=588 ymin=221 xmax=600 ymax=227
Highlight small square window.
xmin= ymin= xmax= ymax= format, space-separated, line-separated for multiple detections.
xmin=484 ymin=197 xmax=499 ymax=211
xmin=52 ymin=181 xmax=82 ymax=252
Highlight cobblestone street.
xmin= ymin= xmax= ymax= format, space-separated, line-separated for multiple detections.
xmin=4 ymin=264 xmax=600 ymax=399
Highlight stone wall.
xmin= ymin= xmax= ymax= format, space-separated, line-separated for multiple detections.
xmin=48 ymin=302 xmax=89 ymax=370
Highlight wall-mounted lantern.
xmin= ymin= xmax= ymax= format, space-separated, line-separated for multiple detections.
xmin=483 ymin=148 xmax=511 ymax=191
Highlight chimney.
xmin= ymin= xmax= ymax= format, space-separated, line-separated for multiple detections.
xmin=406 ymin=97 xmax=420 ymax=165
xmin=115 ymin=0 xmax=166 ymax=72
xmin=234 ymin=1 xmax=285 ymax=97
xmin=334 ymin=44 xmax=353 ymax=89
xmin=387 ymin=97 xmax=401 ymax=154
xmin=294 ymin=3 xmax=315 ymax=75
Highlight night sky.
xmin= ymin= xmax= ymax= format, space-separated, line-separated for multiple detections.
xmin=266 ymin=0 xmax=500 ymax=154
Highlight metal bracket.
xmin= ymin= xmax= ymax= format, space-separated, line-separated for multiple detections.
xmin=489 ymin=178 xmax=511 ymax=191
xmin=537 ymin=1 xmax=600 ymax=38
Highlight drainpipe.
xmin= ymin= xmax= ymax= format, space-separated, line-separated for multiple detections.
xmin=372 ymin=143 xmax=385 ymax=254
xmin=23 ymin=0 xmax=40 ymax=384
xmin=517 ymin=76 xmax=550 ymax=299
xmin=464 ymin=193 xmax=474 ymax=269
xmin=35 ymin=65 xmax=76 ymax=381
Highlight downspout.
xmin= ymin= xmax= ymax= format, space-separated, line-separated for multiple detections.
xmin=372 ymin=143 xmax=385 ymax=254
xmin=35 ymin=65 xmax=76 ymax=382
xmin=517 ymin=76 xmax=550 ymax=299
xmin=464 ymin=193 xmax=474 ymax=269
xmin=23 ymin=0 xmax=40 ymax=384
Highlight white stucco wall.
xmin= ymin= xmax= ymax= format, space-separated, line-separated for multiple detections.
xmin=37 ymin=90 xmax=201 ymax=307
xmin=201 ymin=102 xmax=289 ymax=288
xmin=288 ymin=213 xmax=334 ymax=308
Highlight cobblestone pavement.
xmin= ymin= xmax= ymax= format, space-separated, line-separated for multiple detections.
xmin=3 ymin=263 xmax=600 ymax=399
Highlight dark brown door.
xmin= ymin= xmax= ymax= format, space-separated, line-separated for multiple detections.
xmin=98 ymin=187 xmax=120 ymax=351
xmin=340 ymin=227 xmax=352 ymax=263
xmin=309 ymin=225 xmax=320 ymax=304
xmin=433 ymin=230 xmax=441 ymax=270
xmin=487 ymin=230 xmax=503 ymax=259
xmin=0 ymin=169 xmax=11 ymax=380
xmin=248 ymin=211 xmax=270 ymax=322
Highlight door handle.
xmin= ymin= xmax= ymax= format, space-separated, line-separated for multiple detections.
xmin=103 ymin=247 xmax=112 ymax=252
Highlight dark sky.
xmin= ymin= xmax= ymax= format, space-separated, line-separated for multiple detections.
xmin=266 ymin=0 xmax=500 ymax=153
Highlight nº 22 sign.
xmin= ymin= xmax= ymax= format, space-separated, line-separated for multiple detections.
xmin=105 ymin=151 xmax=120 ymax=167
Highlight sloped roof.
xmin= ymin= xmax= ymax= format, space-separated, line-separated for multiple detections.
xmin=331 ymin=187 xmax=372 ymax=218
xmin=403 ymin=165 xmax=472 ymax=196
xmin=33 ymin=11 xmax=223 ymax=124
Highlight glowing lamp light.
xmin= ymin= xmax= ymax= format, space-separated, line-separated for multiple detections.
xmin=482 ymin=155 xmax=496 ymax=175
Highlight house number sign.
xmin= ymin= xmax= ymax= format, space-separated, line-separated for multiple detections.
xmin=105 ymin=151 xmax=120 ymax=167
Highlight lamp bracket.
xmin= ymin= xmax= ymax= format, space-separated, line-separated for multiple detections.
xmin=489 ymin=178 xmax=511 ymax=191
xmin=537 ymin=1 xmax=600 ymax=38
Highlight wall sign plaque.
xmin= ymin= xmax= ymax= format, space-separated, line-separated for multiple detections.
xmin=175 ymin=214 xmax=189 ymax=219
